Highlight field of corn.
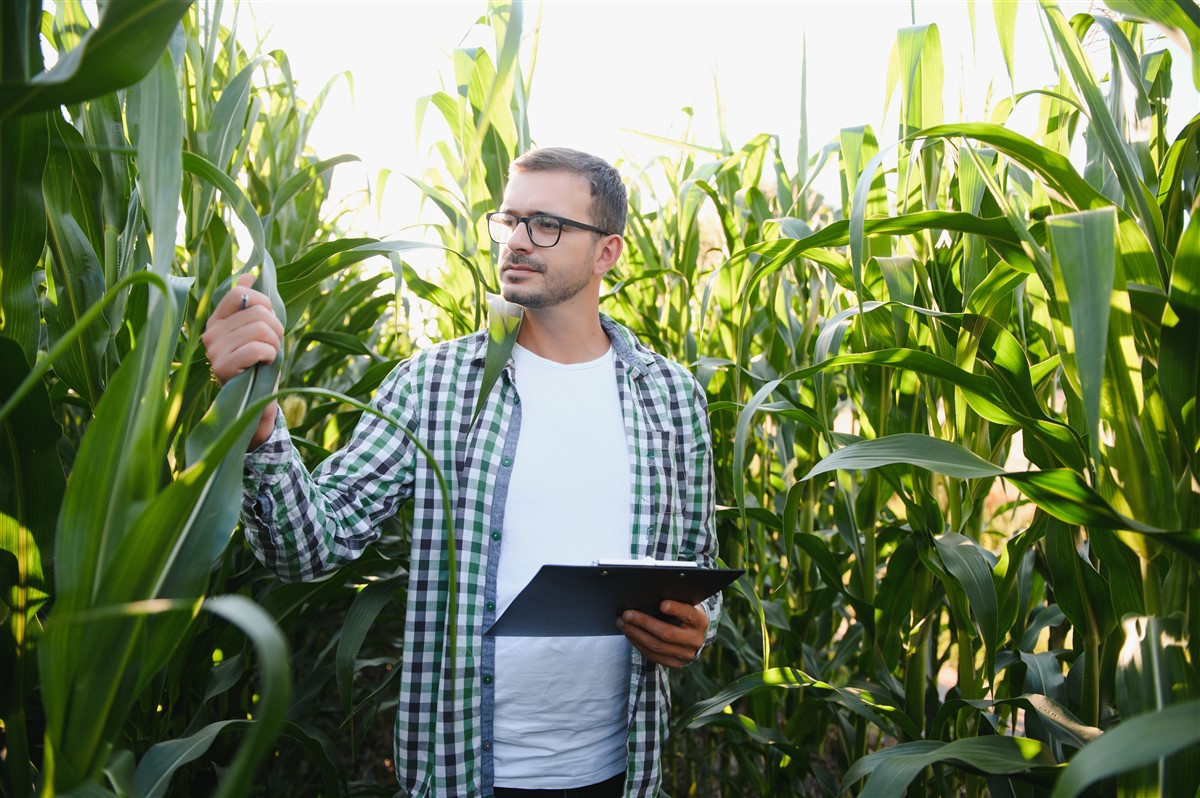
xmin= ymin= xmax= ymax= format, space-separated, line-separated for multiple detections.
xmin=2 ymin=0 xmax=1199 ymax=796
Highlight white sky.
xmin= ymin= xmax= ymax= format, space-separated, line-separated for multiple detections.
xmin=238 ymin=0 xmax=1197 ymax=240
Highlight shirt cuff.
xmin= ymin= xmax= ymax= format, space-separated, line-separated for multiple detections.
xmin=244 ymin=409 xmax=294 ymax=479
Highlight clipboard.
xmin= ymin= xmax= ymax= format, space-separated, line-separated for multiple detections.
xmin=484 ymin=562 xmax=743 ymax=637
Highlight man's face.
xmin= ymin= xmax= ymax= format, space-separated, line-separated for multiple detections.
xmin=497 ymin=169 xmax=605 ymax=310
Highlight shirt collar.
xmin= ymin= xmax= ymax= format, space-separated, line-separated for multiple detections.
xmin=468 ymin=312 xmax=654 ymax=378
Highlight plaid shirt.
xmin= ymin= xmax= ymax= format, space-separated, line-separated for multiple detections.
xmin=242 ymin=315 xmax=719 ymax=798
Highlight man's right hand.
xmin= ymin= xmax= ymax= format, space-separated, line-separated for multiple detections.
xmin=201 ymin=273 xmax=286 ymax=450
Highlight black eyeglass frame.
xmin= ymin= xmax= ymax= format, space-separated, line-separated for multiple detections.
xmin=485 ymin=211 xmax=615 ymax=248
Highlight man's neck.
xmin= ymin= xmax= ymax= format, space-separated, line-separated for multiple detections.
xmin=515 ymin=305 xmax=610 ymax=364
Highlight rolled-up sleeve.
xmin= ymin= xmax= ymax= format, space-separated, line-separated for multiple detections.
xmin=241 ymin=361 xmax=421 ymax=581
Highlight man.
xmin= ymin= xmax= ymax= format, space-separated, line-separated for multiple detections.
xmin=203 ymin=148 xmax=719 ymax=797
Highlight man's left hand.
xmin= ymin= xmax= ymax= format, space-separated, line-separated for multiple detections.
xmin=616 ymin=601 xmax=708 ymax=668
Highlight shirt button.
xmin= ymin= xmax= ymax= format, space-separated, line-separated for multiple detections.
xmin=486 ymin=601 xmax=496 ymax=611
xmin=514 ymin=396 xmax=521 ymax=405
xmin=483 ymin=741 xmax=493 ymax=752
xmin=483 ymin=674 xmax=493 ymax=684
xmin=501 ymin=457 xmax=513 ymax=467
xmin=491 ymin=530 xmax=501 ymax=541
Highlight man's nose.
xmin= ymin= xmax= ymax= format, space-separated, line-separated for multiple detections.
xmin=505 ymin=220 xmax=535 ymax=253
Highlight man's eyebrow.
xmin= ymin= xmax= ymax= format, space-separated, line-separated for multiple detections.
xmin=498 ymin=207 xmax=555 ymax=216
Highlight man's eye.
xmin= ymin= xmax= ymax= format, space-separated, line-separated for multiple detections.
xmin=531 ymin=216 xmax=560 ymax=232
xmin=494 ymin=216 xmax=517 ymax=229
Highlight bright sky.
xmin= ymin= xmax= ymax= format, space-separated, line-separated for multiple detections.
xmin=238 ymin=1 xmax=1197 ymax=240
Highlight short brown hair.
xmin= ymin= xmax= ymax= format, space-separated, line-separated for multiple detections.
xmin=510 ymin=147 xmax=627 ymax=237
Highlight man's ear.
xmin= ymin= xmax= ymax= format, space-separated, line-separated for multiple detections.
xmin=592 ymin=234 xmax=624 ymax=277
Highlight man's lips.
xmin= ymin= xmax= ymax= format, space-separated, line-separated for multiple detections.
xmin=501 ymin=258 xmax=543 ymax=275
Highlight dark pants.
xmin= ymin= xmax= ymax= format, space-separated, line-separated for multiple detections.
xmin=492 ymin=772 xmax=625 ymax=797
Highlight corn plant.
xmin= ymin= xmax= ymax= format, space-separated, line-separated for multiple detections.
xmin=0 ymin=0 xmax=405 ymax=793
xmin=5 ymin=1 xmax=1198 ymax=796
xmin=626 ymin=3 xmax=1200 ymax=796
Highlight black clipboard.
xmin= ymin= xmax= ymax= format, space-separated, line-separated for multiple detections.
xmin=484 ymin=562 xmax=743 ymax=637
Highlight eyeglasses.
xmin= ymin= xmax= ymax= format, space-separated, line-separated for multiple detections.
xmin=486 ymin=211 xmax=614 ymax=248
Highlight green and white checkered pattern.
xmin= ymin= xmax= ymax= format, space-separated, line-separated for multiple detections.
xmin=242 ymin=315 xmax=718 ymax=798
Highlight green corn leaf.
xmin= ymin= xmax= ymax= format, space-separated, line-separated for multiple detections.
xmin=993 ymin=0 xmax=1019 ymax=89
xmin=838 ymin=126 xmax=885 ymax=220
xmin=0 ymin=338 xmax=64 ymax=559
xmin=80 ymin=91 xmax=132 ymax=278
xmin=1113 ymin=615 xmax=1200 ymax=794
xmin=136 ymin=46 xmax=182 ymax=278
xmin=848 ymin=147 xmax=891 ymax=316
xmin=932 ymin=694 xmax=1098 ymax=749
xmin=472 ymin=292 xmax=522 ymax=426
xmin=934 ymin=532 xmax=999 ymax=684
xmin=1086 ymin=529 xmax=1143 ymax=618
xmin=0 ymin=0 xmax=190 ymax=125
xmin=744 ymin=317 xmax=1085 ymax=470
xmin=779 ymin=480 xmax=805 ymax=588
xmin=40 ymin=279 xmax=184 ymax=788
xmin=188 ymin=58 xmax=259 ymax=244
xmin=47 ymin=268 xmax=177 ymax=615
xmin=794 ymin=531 xmax=869 ymax=609
xmin=124 ymin=719 xmax=337 ymax=798
xmin=42 ymin=116 xmax=107 ymax=409
xmin=275 ymin=721 xmax=347 ymax=798
xmin=1019 ymin=651 xmax=1067 ymax=705
xmin=894 ymin=24 xmax=944 ymax=216
xmin=1159 ymin=205 xmax=1200 ymax=467
xmin=267 ymin=154 xmax=360 ymax=231
xmin=135 ymin=719 xmax=248 ymax=798
xmin=276 ymin=247 xmax=470 ymax=337
xmin=1105 ymin=0 xmax=1200 ymax=91
xmin=1040 ymin=1 xmax=1167 ymax=283
xmin=896 ymin=24 xmax=945 ymax=136
xmin=842 ymin=736 xmax=1059 ymax=797
xmin=733 ymin=377 xmax=783 ymax=536
xmin=920 ymin=121 xmax=1106 ymax=210
xmin=181 ymin=152 xmax=272 ymax=294
xmin=800 ymin=433 xmax=1200 ymax=558
xmin=727 ymin=570 xmax=771 ymax=667
xmin=1085 ymin=15 xmax=1157 ymax=190
xmin=335 ymin=572 xmax=406 ymax=715
xmin=0 ymin=270 xmax=163 ymax=431
xmin=747 ymin=209 xmax=1031 ymax=302
xmin=1045 ymin=208 xmax=1116 ymax=463
xmin=203 ymin=595 xmax=291 ymax=798
xmin=676 ymin=666 xmax=917 ymax=742
xmin=311 ymin=273 xmax=389 ymax=333
xmin=0 ymin=111 xmax=48 ymax=360
xmin=805 ymin=433 xmax=1003 ymax=479
xmin=1156 ymin=115 xmax=1199 ymax=252
xmin=300 ymin=330 xmax=377 ymax=360
xmin=58 ymin=783 xmax=120 ymax=798
xmin=0 ymin=495 xmax=48 ymax=798
xmin=1049 ymin=700 xmax=1200 ymax=798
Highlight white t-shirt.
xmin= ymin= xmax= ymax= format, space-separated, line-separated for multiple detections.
xmin=493 ymin=343 xmax=632 ymax=789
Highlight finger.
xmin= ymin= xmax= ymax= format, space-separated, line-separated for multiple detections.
xmin=226 ymin=340 xmax=281 ymax=371
xmin=212 ymin=273 xmax=267 ymax=320
xmin=619 ymin=609 xmax=696 ymax=644
xmin=204 ymin=306 xmax=285 ymax=361
xmin=617 ymin=619 xmax=694 ymax=668
xmin=204 ymin=309 xmax=284 ymax=354
xmin=205 ymin=321 xmax=282 ymax=383
xmin=618 ymin=611 xmax=703 ymax=655
xmin=659 ymin=600 xmax=708 ymax=628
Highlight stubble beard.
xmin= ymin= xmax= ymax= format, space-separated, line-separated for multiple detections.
xmin=500 ymin=252 xmax=593 ymax=310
